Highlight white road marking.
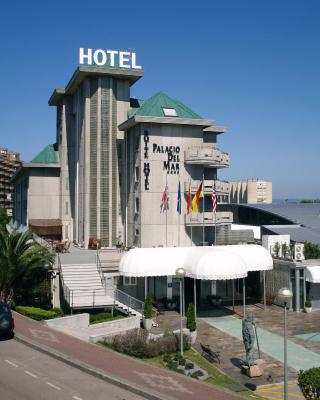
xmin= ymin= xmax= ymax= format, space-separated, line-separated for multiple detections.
xmin=5 ymin=359 xmax=18 ymax=368
xmin=73 ymin=396 xmax=83 ymax=400
xmin=46 ymin=381 xmax=61 ymax=390
xmin=24 ymin=370 xmax=38 ymax=378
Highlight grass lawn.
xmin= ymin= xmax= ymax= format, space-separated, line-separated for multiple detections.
xmin=141 ymin=349 xmax=263 ymax=399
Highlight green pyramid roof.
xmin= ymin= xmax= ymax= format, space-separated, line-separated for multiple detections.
xmin=31 ymin=144 xmax=59 ymax=163
xmin=128 ymin=92 xmax=202 ymax=119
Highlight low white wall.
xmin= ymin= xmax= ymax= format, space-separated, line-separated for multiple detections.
xmin=45 ymin=313 xmax=140 ymax=343
xmin=45 ymin=313 xmax=89 ymax=330
xmin=89 ymin=316 xmax=141 ymax=343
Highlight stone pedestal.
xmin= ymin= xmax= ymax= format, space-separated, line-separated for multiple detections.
xmin=242 ymin=364 xmax=263 ymax=378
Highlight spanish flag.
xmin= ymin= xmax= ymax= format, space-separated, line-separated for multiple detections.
xmin=192 ymin=182 xmax=203 ymax=213
xmin=187 ymin=181 xmax=191 ymax=214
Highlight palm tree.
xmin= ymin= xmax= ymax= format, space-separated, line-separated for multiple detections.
xmin=0 ymin=229 xmax=54 ymax=304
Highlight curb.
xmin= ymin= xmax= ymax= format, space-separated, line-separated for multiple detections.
xmin=14 ymin=333 xmax=167 ymax=400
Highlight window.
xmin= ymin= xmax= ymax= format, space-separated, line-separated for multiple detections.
xmin=135 ymin=197 xmax=140 ymax=213
xmin=135 ymin=166 xmax=139 ymax=182
xmin=162 ymin=107 xmax=177 ymax=117
xmin=124 ymin=277 xmax=137 ymax=286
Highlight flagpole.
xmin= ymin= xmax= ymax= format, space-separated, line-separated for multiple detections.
xmin=178 ymin=179 xmax=181 ymax=247
xmin=214 ymin=184 xmax=217 ymax=246
xmin=166 ymin=174 xmax=168 ymax=247
xmin=215 ymin=216 xmax=217 ymax=246
xmin=202 ymin=174 xmax=205 ymax=246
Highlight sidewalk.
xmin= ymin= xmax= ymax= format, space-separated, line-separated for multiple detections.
xmin=13 ymin=312 xmax=245 ymax=400
xmin=200 ymin=313 xmax=320 ymax=371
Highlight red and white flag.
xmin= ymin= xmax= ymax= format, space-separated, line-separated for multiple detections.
xmin=160 ymin=184 xmax=169 ymax=213
xmin=212 ymin=185 xmax=217 ymax=214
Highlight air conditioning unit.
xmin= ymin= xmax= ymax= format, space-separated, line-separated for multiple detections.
xmin=294 ymin=243 xmax=305 ymax=261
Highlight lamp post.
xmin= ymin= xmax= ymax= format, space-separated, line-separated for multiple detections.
xmin=176 ymin=267 xmax=186 ymax=355
xmin=278 ymin=287 xmax=293 ymax=400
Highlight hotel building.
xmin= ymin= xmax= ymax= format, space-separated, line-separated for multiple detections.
xmin=13 ymin=63 xmax=242 ymax=247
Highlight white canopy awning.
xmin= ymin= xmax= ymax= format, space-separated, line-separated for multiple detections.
xmin=119 ymin=245 xmax=272 ymax=280
xmin=184 ymin=247 xmax=247 ymax=280
xmin=119 ymin=247 xmax=187 ymax=277
xmin=305 ymin=266 xmax=320 ymax=283
xmin=218 ymin=244 xmax=273 ymax=272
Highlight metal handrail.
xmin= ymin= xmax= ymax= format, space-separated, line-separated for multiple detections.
xmin=114 ymin=288 xmax=144 ymax=314
xmin=57 ymin=254 xmax=71 ymax=307
xmin=96 ymin=252 xmax=105 ymax=285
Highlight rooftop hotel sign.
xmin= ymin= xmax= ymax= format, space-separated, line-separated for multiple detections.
xmin=79 ymin=48 xmax=142 ymax=69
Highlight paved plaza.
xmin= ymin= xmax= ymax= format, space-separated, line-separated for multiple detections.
xmin=151 ymin=304 xmax=320 ymax=393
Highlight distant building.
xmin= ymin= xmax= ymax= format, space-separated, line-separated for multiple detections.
xmin=229 ymin=179 xmax=272 ymax=204
xmin=0 ymin=147 xmax=21 ymax=216
xmin=12 ymin=144 xmax=61 ymax=238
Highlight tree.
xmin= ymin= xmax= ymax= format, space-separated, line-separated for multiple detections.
xmin=143 ymin=293 xmax=153 ymax=319
xmin=298 ymin=367 xmax=320 ymax=399
xmin=186 ymin=303 xmax=197 ymax=332
xmin=303 ymin=242 xmax=320 ymax=260
xmin=0 ymin=208 xmax=9 ymax=233
xmin=0 ymin=229 xmax=54 ymax=304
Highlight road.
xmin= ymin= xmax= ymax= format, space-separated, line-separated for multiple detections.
xmin=0 ymin=338 xmax=147 ymax=400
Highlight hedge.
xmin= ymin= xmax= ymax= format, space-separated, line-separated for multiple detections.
xmin=15 ymin=306 xmax=64 ymax=321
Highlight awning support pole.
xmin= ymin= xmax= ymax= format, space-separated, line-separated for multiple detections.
xmin=232 ymin=279 xmax=235 ymax=312
xmin=194 ymin=278 xmax=197 ymax=318
xmin=263 ymin=270 xmax=266 ymax=311
xmin=145 ymin=277 xmax=148 ymax=298
xmin=243 ymin=277 xmax=246 ymax=317
xmin=182 ymin=277 xmax=185 ymax=317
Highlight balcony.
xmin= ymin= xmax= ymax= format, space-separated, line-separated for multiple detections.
xmin=184 ymin=180 xmax=229 ymax=195
xmin=185 ymin=211 xmax=233 ymax=226
xmin=184 ymin=145 xmax=230 ymax=168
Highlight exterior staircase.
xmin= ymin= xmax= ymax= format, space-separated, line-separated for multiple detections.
xmin=58 ymin=260 xmax=143 ymax=318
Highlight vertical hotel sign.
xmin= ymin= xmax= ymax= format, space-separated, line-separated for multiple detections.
xmin=79 ymin=48 xmax=142 ymax=69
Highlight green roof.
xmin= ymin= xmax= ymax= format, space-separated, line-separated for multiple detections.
xmin=128 ymin=91 xmax=202 ymax=119
xmin=31 ymin=144 xmax=59 ymax=163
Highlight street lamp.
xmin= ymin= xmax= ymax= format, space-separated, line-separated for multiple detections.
xmin=278 ymin=287 xmax=293 ymax=400
xmin=176 ymin=267 xmax=186 ymax=355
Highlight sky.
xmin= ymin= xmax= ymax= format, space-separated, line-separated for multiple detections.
xmin=0 ymin=0 xmax=319 ymax=199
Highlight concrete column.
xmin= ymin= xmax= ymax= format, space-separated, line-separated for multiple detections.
xmin=84 ymin=80 xmax=91 ymax=247
xmin=295 ymin=268 xmax=300 ymax=312
xmin=96 ymin=79 xmax=101 ymax=239
xmin=167 ymin=276 xmax=173 ymax=300
xmin=108 ymin=79 xmax=113 ymax=247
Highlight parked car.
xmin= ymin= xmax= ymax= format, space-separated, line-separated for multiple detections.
xmin=0 ymin=302 xmax=14 ymax=338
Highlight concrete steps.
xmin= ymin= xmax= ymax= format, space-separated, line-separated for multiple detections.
xmin=60 ymin=263 xmax=142 ymax=318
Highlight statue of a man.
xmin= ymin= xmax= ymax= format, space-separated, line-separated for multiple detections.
xmin=242 ymin=313 xmax=256 ymax=366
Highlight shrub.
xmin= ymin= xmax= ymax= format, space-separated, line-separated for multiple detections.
xmin=109 ymin=329 xmax=189 ymax=358
xmin=305 ymin=300 xmax=312 ymax=308
xmin=298 ymin=368 xmax=320 ymax=399
xmin=190 ymin=370 xmax=204 ymax=379
xmin=186 ymin=303 xmax=196 ymax=332
xmin=185 ymin=361 xmax=194 ymax=370
xmin=163 ymin=328 xmax=174 ymax=337
xmin=178 ymin=357 xmax=186 ymax=366
xmin=15 ymin=306 xmax=64 ymax=320
xmin=144 ymin=293 xmax=152 ymax=319
xmin=273 ymin=242 xmax=280 ymax=257
xmin=90 ymin=311 xmax=123 ymax=324
xmin=163 ymin=354 xmax=172 ymax=363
